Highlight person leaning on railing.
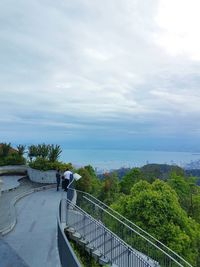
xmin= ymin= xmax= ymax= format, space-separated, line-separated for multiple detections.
xmin=63 ymin=168 xmax=73 ymax=192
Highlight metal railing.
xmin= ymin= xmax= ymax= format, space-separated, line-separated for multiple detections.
xmin=57 ymin=199 xmax=81 ymax=267
xmin=66 ymin=199 xmax=152 ymax=267
xmin=68 ymin=189 xmax=193 ymax=267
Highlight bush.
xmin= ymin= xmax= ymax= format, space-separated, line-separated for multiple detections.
xmin=0 ymin=153 xmax=26 ymax=166
xmin=29 ymin=157 xmax=72 ymax=171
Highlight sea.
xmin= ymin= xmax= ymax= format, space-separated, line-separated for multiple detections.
xmin=60 ymin=149 xmax=200 ymax=173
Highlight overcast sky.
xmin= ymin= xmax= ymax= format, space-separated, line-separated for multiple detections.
xmin=0 ymin=0 xmax=200 ymax=151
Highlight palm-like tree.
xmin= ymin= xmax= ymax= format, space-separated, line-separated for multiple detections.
xmin=28 ymin=145 xmax=38 ymax=162
xmin=17 ymin=145 xmax=26 ymax=156
xmin=37 ymin=143 xmax=50 ymax=159
xmin=48 ymin=144 xmax=62 ymax=162
xmin=0 ymin=143 xmax=11 ymax=157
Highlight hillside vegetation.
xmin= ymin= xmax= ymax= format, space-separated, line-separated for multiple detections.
xmin=75 ymin=164 xmax=200 ymax=266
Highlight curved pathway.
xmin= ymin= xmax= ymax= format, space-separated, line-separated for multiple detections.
xmin=1 ymin=188 xmax=64 ymax=267
xmin=1 ymin=175 xmax=23 ymax=191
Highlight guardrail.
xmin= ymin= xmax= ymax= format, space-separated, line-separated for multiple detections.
xmin=69 ymin=189 xmax=193 ymax=267
xmin=65 ymin=199 xmax=151 ymax=267
xmin=57 ymin=200 xmax=82 ymax=267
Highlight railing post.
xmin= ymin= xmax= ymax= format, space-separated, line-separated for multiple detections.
xmin=111 ymin=235 xmax=113 ymax=262
xmin=61 ymin=198 xmax=67 ymax=227
xmin=104 ymin=231 xmax=106 ymax=256
xmin=128 ymin=247 xmax=131 ymax=267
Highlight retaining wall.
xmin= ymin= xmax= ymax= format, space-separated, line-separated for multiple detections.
xmin=0 ymin=165 xmax=27 ymax=175
xmin=27 ymin=167 xmax=56 ymax=183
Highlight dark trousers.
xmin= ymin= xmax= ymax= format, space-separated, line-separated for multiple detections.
xmin=56 ymin=178 xmax=60 ymax=191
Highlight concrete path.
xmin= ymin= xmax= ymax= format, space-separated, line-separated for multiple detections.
xmin=1 ymin=188 xmax=63 ymax=267
xmin=1 ymin=175 xmax=23 ymax=191
xmin=0 ymin=177 xmax=53 ymax=235
xmin=0 ymin=239 xmax=29 ymax=267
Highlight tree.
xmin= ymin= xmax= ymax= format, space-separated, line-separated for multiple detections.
xmin=17 ymin=145 xmax=26 ymax=156
xmin=75 ymin=167 xmax=93 ymax=193
xmin=167 ymin=172 xmax=190 ymax=210
xmin=120 ymin=168 xmax=143 ymax=194
xmin=0 ymin=142 xmax=11 ymax=157
xmin=48 ymin=144 xmax=62 ymax=162
xmin=37 ymin=144 xmax=50 ymax=159
xmin=99 ymin=172 xmax=120 ymax=205
xmin=111 ymin=179 xmax=200 ymax=265
xmin=28 ymin=145 xmax=38 ymax=162
xmin=75 ymin=166 xmax=101 ymax=197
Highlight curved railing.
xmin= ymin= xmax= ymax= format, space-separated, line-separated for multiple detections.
xmin=65 ymin=198 xmax=151 ymax=267
xmin=57 ymin=193 xmax=81 ymax=267
xmin=69 ymin=188 xmax=193 ymax=267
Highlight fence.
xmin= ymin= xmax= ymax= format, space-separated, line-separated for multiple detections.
xmin=57 ymin=193 xmax=81 ymax=267
xmin=66 ymin=199 xmax=152 ymax=267
xmin=69 ymin=189 xmax=193 ymax=267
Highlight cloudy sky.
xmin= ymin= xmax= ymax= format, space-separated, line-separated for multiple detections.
xmin=0 ymin=0 xmax=200 ymax=151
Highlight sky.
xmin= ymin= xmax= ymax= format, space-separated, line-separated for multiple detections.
xmin=0 ymin=0 xmax=200 ymax=151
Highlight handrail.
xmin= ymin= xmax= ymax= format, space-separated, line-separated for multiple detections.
xmin=83 ymin=196 xmax=183 ymax=267
xmin=57 ymin=200 xmax=82 ymax=267
xmin=69 ymin=188 xmax=193 ymax=267
xmin=65 ymin=199 xmax=150 ymax=267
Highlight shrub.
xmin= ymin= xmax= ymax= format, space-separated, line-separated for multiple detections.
xmin=29 ymin=157 xmax=72 ymax=171
xmin=0 ymin=153 xmax=26 ymax=166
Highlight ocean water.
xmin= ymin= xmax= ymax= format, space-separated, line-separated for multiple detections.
xmin=60 ymin=149 xmax=200 ymax=172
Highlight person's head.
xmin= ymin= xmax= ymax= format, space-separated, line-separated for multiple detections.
xmin=57 ymin=169 xmax=60 ymax=172
xmin=65 ymin=167 xmax=69 ymax=171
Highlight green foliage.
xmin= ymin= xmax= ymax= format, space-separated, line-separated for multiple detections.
xmin=29 ymin=157 xmax=72 ymax=171
xmin=141 ymin=164 xmax=184 ymax=182
xmin=167 ymin=172 xmax=200 ymax=224
xmin=28 ymin=145 xmax=38 ymax=161
xmin=111 ymin=179 xmax=200 ymax=265
xmin=0 ymin=143 xmax=26 ymax=166
xmin=119 ymin=168 xmax=144 ymax=194
xmin=0 ymin=142 xmax=11 ymax=157
xmin=192 ymin=192 xmax=200 ymax=223
xmin=27 ymin=143 xmax=65 ymax=170
xmin=69 ymin=239 xmax=101 ymax=267
xmin=98 ymin=172 xmax=120 ymax=205
xmin=37 ymin=143 xmax=50 ymax=159
xmin=48 ymin=144 xmax=62 ymax=162
xmin=0 ymin=153 xmax=26 ymax=166
xmin=75 ymin=165 xmax=101 ymax=196
xmin=17 ymin=144 xmax=26 ymax=156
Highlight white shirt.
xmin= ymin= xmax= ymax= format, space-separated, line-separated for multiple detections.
xmin=63 ymin=170 xmax=72 ymax=180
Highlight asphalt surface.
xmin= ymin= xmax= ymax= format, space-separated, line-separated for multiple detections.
xmin=0 ymin=177 xmax=63 ymax=267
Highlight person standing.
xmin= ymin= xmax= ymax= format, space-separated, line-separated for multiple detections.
xmin=56 ymin=169 xmax=61 ymax=191
xmin=63 ymin=168 xmax=73 ymax=192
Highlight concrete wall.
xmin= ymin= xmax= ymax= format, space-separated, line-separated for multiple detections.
xmin=27 ymin=167 xmax=56 ymax=184
xmin=0 ymin=165 xmax=27 ymax=175
xmin=0 ymin=165 xmax=57 ymax=184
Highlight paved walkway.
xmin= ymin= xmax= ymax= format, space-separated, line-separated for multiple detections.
xmin=0 ymin=175 xmax=64 ymax=267
xmin=2 ymin=189 xmax=63 ymax=267
xmin=0 ymin=177 xmax=51 ymax=235
xmin=1 ymin=175 xmax=23 ymax=191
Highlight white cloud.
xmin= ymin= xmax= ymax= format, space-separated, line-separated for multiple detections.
xmin=0 ymin=0 xmax=199 ymax=145
xmin=155 ymin=0 xmax=200 ymax=60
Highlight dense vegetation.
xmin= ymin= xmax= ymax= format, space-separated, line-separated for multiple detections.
xmin=0 ymin=143 xmax=72 ymax=171
xmin=0 ymin=143 xmax=26 ymax=166
xmin=75 ymin=164 xmax=200 ymax=266
xmin=28 ymin=144 xmax=72 ymax=171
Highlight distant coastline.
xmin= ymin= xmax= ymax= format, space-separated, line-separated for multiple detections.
xmin=61 ymin=149 xmax=200 ymax=172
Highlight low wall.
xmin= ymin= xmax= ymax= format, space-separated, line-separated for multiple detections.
xmin=0 ymin=165 xmax=27 ymax=175
xmin=27 ymin=167 xmax=56 ymax=184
